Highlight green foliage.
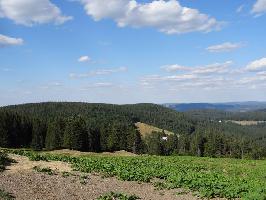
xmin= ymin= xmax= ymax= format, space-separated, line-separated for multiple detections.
xmin=144 ymin=132 xmax=164 ymax=155
xmin=79 ymin=174 xmax=89 ymax=185
xmin=6 ymin=149 xmax=266 ymax=199
xmin=63 ymin=116 xmax=87 ymax=151
xmin=61 ymin=171 xmax=72 ymax=178
xmin=0 ymin=189 xmax=15 ymax=200
xmin=45 ymin=118 xmax=65 ymax=150
xmin=31 ymin=119 xmax=46 ymax=151
xmin=33 ymin=166 xmax=54 ymax=175
xmin=97 ymin=192 xmax=140 ymax=200
xmin=0 ymin=151 xmax=10 ymax=172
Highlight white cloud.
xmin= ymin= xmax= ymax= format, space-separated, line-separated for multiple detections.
xmin=161 ymin=61 xmax=233 ymax=75
xmin=70 ymin=67 xmax=127 ymax=79
xmin=192 ymin=61 xmax=232 ymax=74
xmin=39 ymin=82 xmax=63 ymax=90
xmin=246 ymin=57 xmax=266 ymax=71
xmin=78 ymin=55 xmax=91 ymax=62
xmin=161 ymin=64 xmax=191 ymax=72
xmin=0 ymin=34 xmax=23 ymax=47
xmin=81 ymin=0 xmax=222 ymax=34
xmin=142 ymin=61 xmax=248 ymax=92
xmin=257 ymin=71 xmax=266 ymax=76
xmin=236 ymin=4 xmax=244 ymax=13
xmin=206 ymin=42 xmax=243 ymax=53
xmin=252 ymin=0 xmax=266 ymax=15
xmin=0 ymin=0 xmax=72 ymax=26
xmin=140 ymin=58 xmax=266 ymax=95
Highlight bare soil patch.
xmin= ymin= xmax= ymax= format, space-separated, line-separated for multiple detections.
xmin=4 ymin=154 xmax=72 ymax=174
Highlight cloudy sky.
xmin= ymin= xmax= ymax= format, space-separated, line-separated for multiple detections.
xmin=1 ymin=0 xmax=266 ymax=105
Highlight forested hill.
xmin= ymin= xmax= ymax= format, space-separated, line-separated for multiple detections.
xmin=0 ymin=102 xmax=194 ymax=134
xmin=164 ymin=102 xmax=266 ymax=112
xmin=1 ymin=102 xmax=266 ymax=159
xmin=184 ymin=109 xmax=266 ymax=121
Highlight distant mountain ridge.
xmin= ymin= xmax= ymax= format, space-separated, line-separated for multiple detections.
xmin=163 ymin=102 xmax=266 ymax=112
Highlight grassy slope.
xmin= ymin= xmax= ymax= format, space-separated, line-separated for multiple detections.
xmin=5 ymin=149 xmax=266 ymax=200
xmin=135 ymin=122 xmax=174 ymax=137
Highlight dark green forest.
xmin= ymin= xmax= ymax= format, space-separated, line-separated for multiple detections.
xmin=0 ymin=102 xmax=266 ymax=159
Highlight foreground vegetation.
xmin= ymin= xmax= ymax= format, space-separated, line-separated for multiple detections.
xmin=0 ymin=151 xmax=9 ymax=171
xmin=5 ymin=149 xmax=266 ymax=200
xmin=0 ymin=189 xmax=14 ymax=200
xmin=0 ymin=151 xmax=15 ymax=200
xmin=97 ymin=192 xmax=140 ymax=200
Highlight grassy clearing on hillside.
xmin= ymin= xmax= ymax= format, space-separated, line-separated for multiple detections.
xmin=4 ymin=149 xmax=266 ymax=200
xmin=135 ymin=122 xmax=174 ymax=137
xmin=46 ymin=149 xmax=137 ymax=157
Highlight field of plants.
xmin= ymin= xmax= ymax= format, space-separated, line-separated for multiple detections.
xmin=3 ymin=149 xmax=266 ymax=200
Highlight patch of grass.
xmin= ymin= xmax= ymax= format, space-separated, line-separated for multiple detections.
xmin=153 ymin=182 xmax=167 ymax=190
xmin=79 ymin=174 xmax=89 ymax=185
xmin=33 ymin=166 xmax=54 ymax=175
xmin=0 ymin=151 xmax=13 ymax=172
xmin=61 ymin=171 xmax=72 ymax=178
xmin=97 ymin=192 xmax=140 ymax=200
xmin=176 ymin=189 xmax=189 ymax=195
xmin=0 ymin=189 xmax=15 ymax=200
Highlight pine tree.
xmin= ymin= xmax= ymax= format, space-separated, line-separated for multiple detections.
xmin=31 ymin=119 xmax=46 ymax=151
xmin=45 ymin=119 xmax=64 ymax=150
xmin=132 ymin=130 xmax=143 ymax=154
xmin=63 ymin=116 xmax=87 ymax=151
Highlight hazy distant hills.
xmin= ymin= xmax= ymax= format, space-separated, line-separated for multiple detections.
xmin=163 ymin=102 xmax=266 ymax=112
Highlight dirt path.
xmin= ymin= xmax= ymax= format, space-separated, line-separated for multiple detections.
xmin=0 ymin=154 xmax=201 ymax=200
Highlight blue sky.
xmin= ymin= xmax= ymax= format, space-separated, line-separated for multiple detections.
xmin=0 ymin=0 xmax=266 ymax=105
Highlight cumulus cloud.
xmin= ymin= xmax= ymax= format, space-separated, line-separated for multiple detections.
xmin=80 ymin=0 xmax=222 ymax=34
xmin=246 ymin=57 xmax=266 ymax=71
xmin=78 ymin=55 xmax=91 ymax=62
xmin=0 ymin=34 xmax=23 ymax=47
xmin=0 ymin=0 xmax=72 ymax=26
xmin=251 ymin=0 xmax=266 ymax=15
xmin=206 ymin=42 xmax=243 ymax=53
xmin=70 ymin=67 xmax=127 ymax=79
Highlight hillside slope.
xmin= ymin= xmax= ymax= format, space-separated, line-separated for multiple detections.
xmin=0 ymin=102 xmax=194 ymax=134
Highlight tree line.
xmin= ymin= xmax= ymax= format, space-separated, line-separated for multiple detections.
xmin=0 ymin=102 xmax=266 ymax=159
